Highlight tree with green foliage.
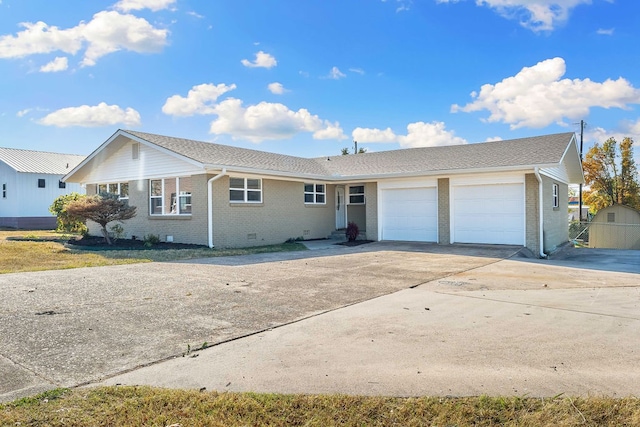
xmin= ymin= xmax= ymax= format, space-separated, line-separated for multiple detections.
xmin=49 ymin=192 xmax=88 ymax=234
xmin=65 ymin=193 xmax=136 ymax=245
xmin=583 ymin=137 xmax=640 ymax=212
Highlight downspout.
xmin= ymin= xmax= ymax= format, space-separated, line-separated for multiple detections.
xmin=207 ymin=168 xmax=227 ymax=248
xmin=533 ymin=167 xmax=547 ymax=258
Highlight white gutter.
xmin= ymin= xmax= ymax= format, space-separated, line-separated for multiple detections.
xmin=207 ymin=168 xmax=227 ymax=248
xmin=534 ymin=167 xmax=547 ymax=258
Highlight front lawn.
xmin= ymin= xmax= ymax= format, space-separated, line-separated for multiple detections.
xmin=0 ymin=230 xmax=306 ymax=274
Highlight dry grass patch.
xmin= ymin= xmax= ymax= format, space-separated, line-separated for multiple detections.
xmin=0 ymin=230 xmax=305 ymax=274
xmin=1 ymin=387 xmax=639 ymax=426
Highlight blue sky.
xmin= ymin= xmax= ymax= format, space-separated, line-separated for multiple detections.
xmin=1 ymin=0 xmax=639 ymax=162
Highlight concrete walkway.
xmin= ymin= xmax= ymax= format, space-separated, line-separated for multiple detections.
xmin=100 ymin=249 xmax=640 ymax=397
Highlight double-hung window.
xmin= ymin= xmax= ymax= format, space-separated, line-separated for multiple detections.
xmin=552 ymin=183 xmax=559 ymax=209
xmin=97 ymin=182 xmax=129 ymax=203
xmin=230 ymin=177 xmax=262 ymax=203
xmin=2 ymin=183 xmax=6 ymax=198
xmin=304 ymin=183 xmax=326 ymax=204
xmin=348 ymin=185 xmax=365 ymax=204
xmin=149 ymin=177 xmax=192 ymax=215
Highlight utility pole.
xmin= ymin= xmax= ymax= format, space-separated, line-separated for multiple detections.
xmin=353 ymin=140 xmax=358 ymax=154
xmin=579 ymin=120 xmax=585 ymax=222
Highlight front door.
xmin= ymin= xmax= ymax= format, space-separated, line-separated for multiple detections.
xmin=336 ymin=186 xmax=346 ymax=229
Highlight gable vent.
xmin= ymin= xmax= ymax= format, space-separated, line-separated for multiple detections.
xmin=132 ymin=142 xmax=140 ymax=160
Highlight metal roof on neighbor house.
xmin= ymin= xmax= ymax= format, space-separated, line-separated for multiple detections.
xmin=124 ymin=130 xmax=578 ymax=179
xmin=0 ymin=147 xmax=86 ymax=174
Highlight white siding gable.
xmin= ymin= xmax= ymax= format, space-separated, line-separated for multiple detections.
xmin=80 ymin=139 xmax=204 ymax=184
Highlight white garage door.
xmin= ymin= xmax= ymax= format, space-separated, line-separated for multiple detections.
xmin=381 ymin=187 xmax=437 ymax=242
xmin=453 ymin=183 xmax=524 ymax=245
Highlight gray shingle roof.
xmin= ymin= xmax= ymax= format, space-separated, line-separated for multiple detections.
xmin=124 ymin=130 xmax=575 ymax=179
xmin=0 ymin=147 xmax=85 ymax=174
xmin=125 ymin=130 xmax=330 ymax=176
xmin=315 ymin=133 xmax=575 ymax=177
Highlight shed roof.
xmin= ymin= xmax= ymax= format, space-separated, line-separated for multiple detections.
xmin=0 ymin=147 xmax=85 ymax=174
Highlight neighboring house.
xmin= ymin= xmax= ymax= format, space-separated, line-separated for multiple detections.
xmin=0 ymin=147 xmax=86 ymax=229
xmin=589 ymin=205 xmax=640 ymax=250
xmin=63 ymin=130 xmax=583 ymax=257
xmin=568 ymin=196 xmax=590 ymax=222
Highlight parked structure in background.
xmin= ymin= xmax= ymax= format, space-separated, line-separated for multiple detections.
xmin=0 ymin=147 xmax=85 ymax=229
xmin=568 ymin=196 xmax=590 ymax=222
xmin=589 ymin=204 xmax=640 ymax=250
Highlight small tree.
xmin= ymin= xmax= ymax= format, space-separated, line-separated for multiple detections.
xmin=65 ymin=193 xmax=136 ymax=245
xmin=583 ymin=137 xmax=640 ymax=212
xmin=49 ymin=192 xmax=88 ymax=234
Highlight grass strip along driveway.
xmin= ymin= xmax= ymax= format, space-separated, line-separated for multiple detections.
xmin=2 ymin=387 xmax=639 ymax=426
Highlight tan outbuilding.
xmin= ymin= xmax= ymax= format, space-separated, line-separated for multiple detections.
xmin=589 ymin=204 xmax=640 ymax=250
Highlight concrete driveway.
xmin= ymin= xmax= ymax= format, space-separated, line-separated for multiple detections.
xmin=1 ymin=243 xmax=638 ymax=401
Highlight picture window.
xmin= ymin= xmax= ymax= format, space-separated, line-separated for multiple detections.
xmin=149 ymin=177 xmax=192 ymax=215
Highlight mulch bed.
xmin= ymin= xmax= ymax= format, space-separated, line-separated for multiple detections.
xmin=336 ymin=240 xmax=374 ymax=247
xmin=65 ymin=235 xmax=208 ymax=251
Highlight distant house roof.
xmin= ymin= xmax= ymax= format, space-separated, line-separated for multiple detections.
xmin=0 ymin=147 xmax=85 ymax=174
xmin=123 ymin=130 xmax=580 ymax=180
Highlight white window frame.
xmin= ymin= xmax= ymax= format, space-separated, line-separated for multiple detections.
xmin=552 ymin=183 xmax=559 ymax=209
xmin=97 ymin=182 xmax=129 ymax=202
xmin=348 ymin=185 xmax=365 ymax=205
xmin=229 ymin=177 xmax=262 ymax=203
xmin=149 ymin=177 xmax=192 ymax=216
xmin=304 ymin=183 xmax=326 ymax=205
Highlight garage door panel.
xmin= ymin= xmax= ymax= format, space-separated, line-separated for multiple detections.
xmin=381 ymin=188 xmax=437 ymax=242
xmin=453 ymin=183 xmax=524 ymax=245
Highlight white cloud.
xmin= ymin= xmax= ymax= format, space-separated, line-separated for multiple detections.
xmin=349 ymin=67 xmax=365 ymax=75
xmin=267 ymin=82 xmax=288 ymax=95
xmin=0 ymin=21 xmax=83 ymax=58
xmin=0 ymin=11 xmax=168 ymax=67
xmin=326 ymin=66 xmax=346 ymax=80
xmin=485 ymin=136 xmax=504 ymax=142
xmin=597 ymin=28 xmax=614 ymax=35
xmin=113 ymin=0 xmax=176 ymax=12
xmin=39 ymin=102 xmax=141 ymax=127
xmin=451 ymin=57 xmax=640 ymax=129
xmin=437 ymin=0 xmax=592 ymax=32
xmin=352 ymin=121 xmax=466 ymax=148
xmin=398 ymin=121 xmax=467 ymax=147
xmin=352 ymin=127 xmax=397 ymax=143
xmin=209 ymin=98 xmax=346 ymax=142
xmin=81 ymin=11 xmax=168 ymax=66
xmin=162 ymin=83 xmax=237 ymax=116
xmin=241 ymin=51 xmax=277 ymax=69
xmin=16 ymin=108 xmax=31 ymax=117
xmin=186 ymin=11 xmax=204 ymax=19
xmin=39 ymin=56 xmax=68 ymax=72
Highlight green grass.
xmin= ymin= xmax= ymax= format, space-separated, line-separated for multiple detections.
xmin=1 ymin=387 xmax=638 ymax=426
xmin=0 ymin=230 xmax=306 ymax=274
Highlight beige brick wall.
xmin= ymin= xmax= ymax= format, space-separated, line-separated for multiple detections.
xmin=87 ymin=175 xmax=208 ymax=245
xmin=365 ymin=182 xmax=378 ymax=240
xmin=542 ymin=175 xmax=568 ymax=253
xmin=437 ymin=178 xmax=450 ymax=244
xmin=525 ymin=173 xmax=540 ymax=255
xmin=211 ymin=176 xmax=335 ymax=248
